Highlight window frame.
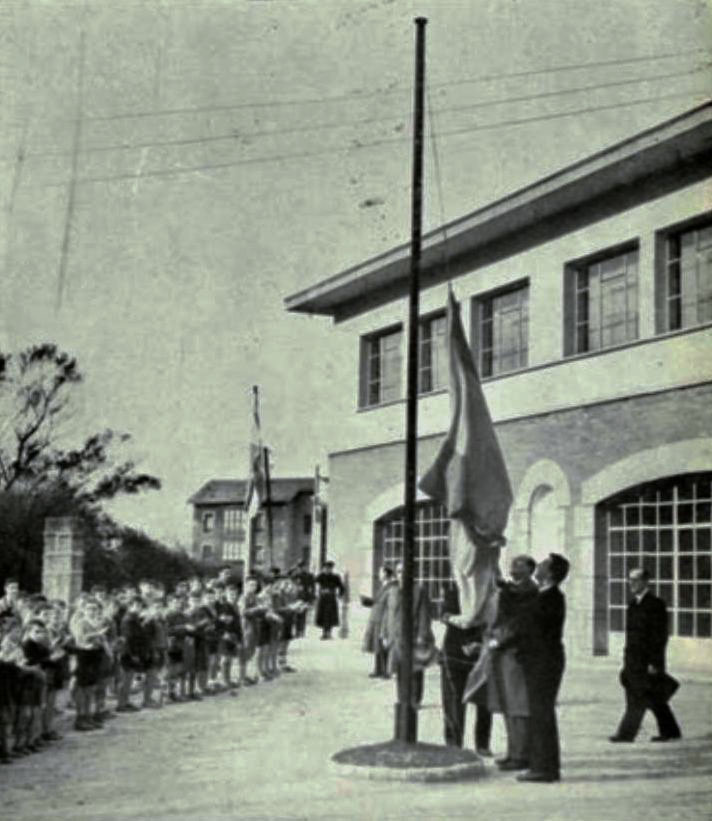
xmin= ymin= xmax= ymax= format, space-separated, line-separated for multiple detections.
xmin=655 ymin=212 xmax=712 ymax=335
xmin=418 ymin=309 xmax=448 ymax=395
xmin=471 ymin=278 xmax=530 ymax=379
xmin=563 ymin=240 xmax=639 ymax=357
xmin=358 ymin=323 xmax=403 ymax=409
xmin=202 ymin=511 xmax=215 ymax=534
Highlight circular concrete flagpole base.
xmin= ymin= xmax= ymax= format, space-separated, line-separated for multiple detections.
xmin=330 ymin=740 xmax=486 ymax=783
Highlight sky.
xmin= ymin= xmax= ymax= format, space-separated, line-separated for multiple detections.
xmin=1 ymin=0 xmax=709 ymax=546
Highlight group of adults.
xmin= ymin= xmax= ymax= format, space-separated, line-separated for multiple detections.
xmin=362 ymin=553 xmax=682 ymax=784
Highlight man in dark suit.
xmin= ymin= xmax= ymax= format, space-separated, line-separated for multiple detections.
xmin=516 ymin=553 xmax=569 ymax=784
xmin=439 ymin=581 xmax=493 ymax=755
xmin=609 ymin=568 xmax=682 ymax=743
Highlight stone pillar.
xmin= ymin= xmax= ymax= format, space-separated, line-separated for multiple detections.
xmin=42 ymin=517 xmax=84 ymax=604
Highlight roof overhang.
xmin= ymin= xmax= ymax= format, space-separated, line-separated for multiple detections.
xmin=284 ymin=101 xmax=712 ymax=322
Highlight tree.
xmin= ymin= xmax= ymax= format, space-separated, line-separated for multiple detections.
xmin=0 ymin=343 xmax=160 ymax=502
xmin=0 ymin=343 xmax=162 ymax=590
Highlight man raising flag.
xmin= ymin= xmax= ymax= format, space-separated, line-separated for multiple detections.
xmin=419 ymin=288 xmax=513 ymax=629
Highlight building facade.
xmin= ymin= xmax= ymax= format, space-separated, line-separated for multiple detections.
xmin=286 ymin=103 xmax=712 ymax=670
xmin=188 ymin=478 xmax=318 ymax=575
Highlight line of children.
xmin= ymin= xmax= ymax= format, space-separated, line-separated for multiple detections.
xmin=0 ymin=569 xmax=310 ymax=766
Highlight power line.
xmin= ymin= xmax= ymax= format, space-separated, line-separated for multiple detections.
xmin=27 ymin=64 xmax=707 ymax=160
xmin=40 ymin=89 xmax=707 ymax=189
xmin=46 ymin=47 xmax=707 ymax=126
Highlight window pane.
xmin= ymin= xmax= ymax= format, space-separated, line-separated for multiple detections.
xmin=696 ymin=612 xmax=711 ymax=638
xmin=696 ymin=502 xmax=711 ymax=521
xmin=659 ymin=529 xmax=674 ymax=552
xmin=610 ymin=555 xmax=624 ymax=578
xmin=659 ymin=556 xmax=673 ymax=580
xmin=642 ymin=529 xmax=657 ymax=552
xmin=658 ymin=583 xmax=673 ymax=605
xmin=625 ymin=507 xmax=640 ymax=526
xmin=679 ymin=529 xmax=694 ymax=552
xmin=696 ymin=584 xmax=711 ymax=609
xmin=610 ymin=608 xmax=624 ymax=631
xmin=610 ymin=531 xmax=624 ymax=551
xmin=679 ymin=555 xmax=694 ymax=580
xmin=625 ymin=530 xmax=639 ymax=553
xmin=696 ymin=554 xmax=711 ymax=580
xmin=609 ymin=581 xmax=625 ymax=605
xmin=678 ymin=612 xmax=694 ymax=636
xmin=678 ymin=504 xmax=694 ymax=524
xmin=697 ymin=529 xmax=711 ymax=553
xmin=679 ymin=583 xmax=694 ymax=608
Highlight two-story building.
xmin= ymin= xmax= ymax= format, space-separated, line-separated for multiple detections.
xmin=188 ymin=477 xmax=320 ymax=575
xmin=285 ymin=101 xmax=712 ymax=669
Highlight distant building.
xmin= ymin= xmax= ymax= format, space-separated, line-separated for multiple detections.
xmin=188 ymin=477 xmax=323 ymax=575
xmin=286 ymin=102 xmax=712 ymax=670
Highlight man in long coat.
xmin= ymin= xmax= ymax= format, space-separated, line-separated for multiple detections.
xmin=486 ymin=555 xmax=538 ymax=771
xmin=361 ymin=565 xmax=396 ymax=678
xmin=609 ymin=567 xmax=682 ymax=743
xmin=380 ymin=562 xmax=436 ymax=706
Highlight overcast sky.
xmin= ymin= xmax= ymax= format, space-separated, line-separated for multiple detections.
xmin=1 ymin=0 xmax=709 ymax=545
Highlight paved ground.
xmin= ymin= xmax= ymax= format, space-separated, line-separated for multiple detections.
xmin=3 ymin=619 xmax=711 ymax=821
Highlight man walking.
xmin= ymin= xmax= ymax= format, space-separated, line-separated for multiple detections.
xmin=609 ymin=568 xmax=682 ymax=743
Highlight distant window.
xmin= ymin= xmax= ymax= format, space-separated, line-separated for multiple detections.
xmin=224 ymin=508 xmax=243 ymax=532
xmin=202 ymin=544 xmax=214 ymax=560
xmin=418 ymin=313 xmax=447 ymax=394
xmin=663 ymin=220 xmax=712 ymax=332
xmin=359 ymin=326 xmax=403 ymax=408
xmin=202 ymin=512 xmax=215 ymax=533
xmin=303 ymin=514 xmax=312 ymax=536
xmin=223 ymin=541 xmax=243 ymax=561
xmin=566 ymin=246 xmax=638 ymax=355
xmin=473 ymin=283 xmax=529 ymax=377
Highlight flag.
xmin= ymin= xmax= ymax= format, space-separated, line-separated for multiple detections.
xmin=419 ymin=288 xmax=513 ymax=627
xmin=244 ymin=385 xmax=265 ymax=520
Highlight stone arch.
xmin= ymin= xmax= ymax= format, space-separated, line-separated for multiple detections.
xmin=508 ymin=459 xmax=572 ymax=555
xmin=581 ymin=437 xmax=712 ymax=505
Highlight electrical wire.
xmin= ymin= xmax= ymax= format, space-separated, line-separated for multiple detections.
xmin=27 ymin=64 xmax=707 ymax=160
xmin=40 ymin=89 xmax=708 ymax=189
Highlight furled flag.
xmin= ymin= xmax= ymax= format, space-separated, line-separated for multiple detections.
xmin=244 ymin=385 xmax=266 ymax=520
xmin=419 ymin=288 xmax=513 ymax=628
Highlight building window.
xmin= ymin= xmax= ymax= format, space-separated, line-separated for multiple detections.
xmin=473 ymin=283 xmax=529 ymax=377
xmin=419 ymin=312 xmax=447 ymax=393
xmin=598 ymin=473 xmax=712 ymax=641
xmin=224 ymin=508 xmax=243 ymax=532
xmin=303 ymin=514 xmax=312 ymax=536
xmin=663 ymin=221 xmax=712 ymax=332
xmin=202 ymin=512 xmax=215 ymax=533
xmin=374 ymin=502 xmax=452 ymax=610
xmin=359 ymin=326 xmax=403 ymax=408
xmin=566 ymin=246 xmax=639 ymax=355
xmin=202 ymin=544 xmax=214 ymax=561
xmin=223 ymin=541 xmax=243 ymax=561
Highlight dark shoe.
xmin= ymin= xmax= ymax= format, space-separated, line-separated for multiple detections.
xmin=609 ymin=735 xmax=634 ymax=743
xmin=477 ymin=747 xmax=494 ymax=757
xmin=651 ymin=734 xmax=682 ymax=742
xmin=117 ymin=704 xmax=140 ymax=713
xmin=368 ymin=672 xmax=381 ymax=678
xmin=282 ymin=666 xmax=297 ymax=673
xmin=498 ymin=759 xmax=529 ymax=771
xmin=73 ymin=719 xmax=94 ymax=732
xmin=42 ymin=731 xmax=62 ymax=742
xmin=188 ymin=693 xmax=203 ymax=701
xmin=495 ymin=756 xmax=510 ymax=766
xmin=517 ymin=770 xmax=560 ymax=783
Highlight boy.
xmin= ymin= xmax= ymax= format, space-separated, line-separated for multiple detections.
xmin=165 ymin=594 xmax=188 ymax=701
xmin=71 ymin=599 xmax=109 ymax=731
xmin=217 ymin=583 xmax=242 ymax=692
xmin=199 ymin=587 xmax=221 ymax=693
xmin=21 ymin=619 xmax=51 ymax=751
xmin=184 ymin=592 xmax=209 ymax=699
xmin=118 ymin=596 xmax=147 ymax=712
xmin=238 ymin=576 xmax=263 ymax=687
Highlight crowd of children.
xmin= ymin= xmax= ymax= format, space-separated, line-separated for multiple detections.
xmin=0 ymin=566 xmax=312 ymax=764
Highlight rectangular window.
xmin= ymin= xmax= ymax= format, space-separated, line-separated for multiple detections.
xmin=474 ymin=283 xmax=529 ymax=377
xmin=664 ymin=221 xmax=712 ymax=332
xmin=223 ymin=541 xmax=243 ymax=561
xmin=418 ymin=312 xmax=447 ymax=394
xmin=202 ymin=512 xmax=214 ymax=533
xmin=224 ymin=509 xmax=243 ymax=532
xmin=303 ymin=514 xmax=312 ymax=536
xmin=567 ymin=247 xmax=639 ymax=355
xmin=359 ymin=326 xmax=403 ymax=408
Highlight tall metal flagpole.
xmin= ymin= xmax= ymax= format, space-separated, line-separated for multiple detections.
xmin=395 ymin=16 xmax=427 ymax=745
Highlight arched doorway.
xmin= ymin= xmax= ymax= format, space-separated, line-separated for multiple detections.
xmin=373 ymin=501 xmax=452 ymax=611
xmin=528 ymin=484 xmax=561 ymax=556
xmin=593 ymin=472 xmax=712 ymax=654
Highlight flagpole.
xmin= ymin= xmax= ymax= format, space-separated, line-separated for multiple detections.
xmin=395 ymin=15 xmax=427 ymax=745
xmin=263 ymin=445 xmax=274 ymax=567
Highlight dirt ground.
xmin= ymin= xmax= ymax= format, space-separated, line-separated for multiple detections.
xmin=2 ymin=620 xmax=711 ymax=821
